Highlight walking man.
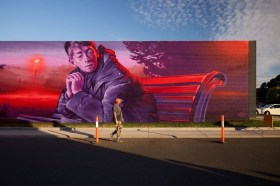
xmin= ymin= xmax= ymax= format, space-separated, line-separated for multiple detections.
xmin=110 ymin=98 xmax=124 ymax=142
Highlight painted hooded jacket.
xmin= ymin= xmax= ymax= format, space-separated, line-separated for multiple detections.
xmin=56 ymin=45 xmax=158 ymax=123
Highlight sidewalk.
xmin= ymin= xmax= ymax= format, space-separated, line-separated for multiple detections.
xmin=0 ymin=127 xmax=279 ymax=138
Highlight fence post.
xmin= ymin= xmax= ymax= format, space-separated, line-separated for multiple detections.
xmin=96 ymin=116 xmax=99 ymax=143
xmin=221 ymin=115 xmax=225 ymax=143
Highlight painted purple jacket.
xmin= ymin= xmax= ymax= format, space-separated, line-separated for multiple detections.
xmin=56 ymin=45 xmax=158 ymax=123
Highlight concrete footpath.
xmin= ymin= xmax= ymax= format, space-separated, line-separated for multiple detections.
xmin=0 ymin=127 xmax=279 ymax=139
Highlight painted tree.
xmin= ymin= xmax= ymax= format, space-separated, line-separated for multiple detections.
xmin=123 ymin=41 xmax=173 ymax=77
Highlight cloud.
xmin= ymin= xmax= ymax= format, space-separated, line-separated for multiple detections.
xmin=212 ymin=0 xmax=280 ymax=87
xmin=130 ymin=0 xmax=191 ymax=30
xmin=129 ymin=0 xmax=246 ymax=32
xmin=129 ymin=0 xmax=280 ymax=87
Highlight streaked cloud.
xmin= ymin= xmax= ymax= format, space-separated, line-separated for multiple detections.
xmin=130 ymin=0 xmax=190 ymax=30
xmin=129 ymin=0 xmax=280 ymax=87
xmin=129 ymin=0 xmax=246 ymax=32
xmin=213 ymin=0 xmax=280 ymax=87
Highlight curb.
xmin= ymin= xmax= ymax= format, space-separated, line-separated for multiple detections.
xmin=0 ymin=127 xmax=279 ymax=139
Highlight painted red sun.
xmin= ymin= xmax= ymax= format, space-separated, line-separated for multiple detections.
xmin=28 ymin=55 xmax=45 ymax=72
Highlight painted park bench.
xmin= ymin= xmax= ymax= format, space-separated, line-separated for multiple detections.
xmin=140 ymin=71 xmax=226 ymax=122
xmin=17 ymin=71 xmax=226 ymax=123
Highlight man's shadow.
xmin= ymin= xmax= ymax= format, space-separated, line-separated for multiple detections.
xmin=51 ymin=121 xmax=112 ymax=142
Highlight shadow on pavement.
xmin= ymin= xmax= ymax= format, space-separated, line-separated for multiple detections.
xmin=250 ymin=170 xmax=280 ymax=180
xmin=214 ymin=121 xmax=247 ymax=130
xmin=190 ymin=138 xmax=222 ymax=143
xmin=165 ymin=159 xmax=280 ymax=185
xmin=0 ymin=119 xmax=33 ymax=127
xmin=49 ymin=128 xmax=94 ymax=138
xmin=137 ymin=128 xmax=177 ymax=138
xmin=0 ymin=137 xmax=279 ymax=186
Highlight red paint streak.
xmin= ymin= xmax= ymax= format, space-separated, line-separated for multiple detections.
xmin=213 ymin=91 xmax=248 ymax=97
xmin=141 ymin=74 xmax=206 ymax=85
xmin=0 ymin=91 xmax=59 ymax=109
xmin=154 ymin=95 xmax=195 ymax=102
xmin=158 ymin=107 xmax=192 ymax=112
xmin=144 ymin=85 xmax=199 ymax=94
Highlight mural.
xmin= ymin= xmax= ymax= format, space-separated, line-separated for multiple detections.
xmin=0 ymin=41 xmax=252 ymax=123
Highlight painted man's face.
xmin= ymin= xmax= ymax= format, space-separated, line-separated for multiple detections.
xmin=70 ymin=44 xmax=98 ymax=73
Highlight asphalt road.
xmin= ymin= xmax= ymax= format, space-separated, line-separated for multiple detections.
xmin=0 ymin=138 xmax=279 ymax=185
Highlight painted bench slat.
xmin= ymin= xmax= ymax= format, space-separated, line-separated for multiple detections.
xmin=141 ymin=71 xmax=226 ymax=122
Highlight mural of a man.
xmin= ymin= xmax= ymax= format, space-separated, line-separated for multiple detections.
xmin=56 ymin=41 xmax=158 ymax=123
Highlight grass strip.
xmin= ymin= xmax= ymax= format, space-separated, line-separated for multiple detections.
xmin=0 ymin=119 xmax=279 ymax=128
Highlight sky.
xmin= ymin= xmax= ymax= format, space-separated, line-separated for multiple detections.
xmin=0 ymin=0 xmax=279 ymax=87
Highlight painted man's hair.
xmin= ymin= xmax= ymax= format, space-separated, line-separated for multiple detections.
xmin=64 ymin=41 xmax=97 ymax=56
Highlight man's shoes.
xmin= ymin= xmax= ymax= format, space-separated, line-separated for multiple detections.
xmin=109 ymin=134 xmax=113 ymax=141
xmin=116 ymin=138 xmax=124 ymax=143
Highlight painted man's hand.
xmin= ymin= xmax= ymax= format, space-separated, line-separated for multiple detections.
xmin=67 ymin=72 xmax=84 ymax=95
xmin=66 ymin=76 xmax=73 ymax=99
xmin=69 ymin=72 xmax=84 ymax=94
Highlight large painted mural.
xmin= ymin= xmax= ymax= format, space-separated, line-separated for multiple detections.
xmin=0 ymin=41 xmax=254 ymax=123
